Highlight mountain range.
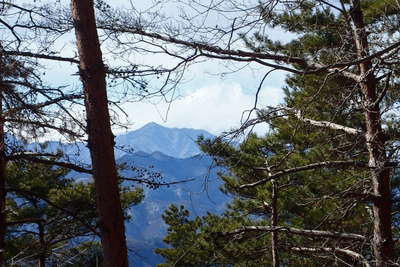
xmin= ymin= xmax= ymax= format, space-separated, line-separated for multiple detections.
xmin=28 ymin=122 xmax=215 ymax=164
xmin=116 ymin=122 xmax=215 ymax=158
xmin=30 ymin=122 xmax=229 ymax=266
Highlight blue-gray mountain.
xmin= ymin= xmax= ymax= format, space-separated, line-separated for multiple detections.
xmin=117 ymin=122 xmax=215 ymax=159
xmin=28 ymin=123 xmax=228 ymax=266
xmin=28 ymin=122 xmax=215 ymax=164
xmin=119 ymin=151 xmax=227 ymax=266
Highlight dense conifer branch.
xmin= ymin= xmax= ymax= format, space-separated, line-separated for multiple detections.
xmin=6 ymin=218 xmax=45 ymax=226
xmin=7 ymin=187 xmax=99 ymax=235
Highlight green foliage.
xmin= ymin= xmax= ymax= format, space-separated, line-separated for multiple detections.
xmin=60 ymin=242 xmax=104 ymax=267
xmin=156 ymin=205 xmax=233 ymax=267
xmin=5 ymin=160 xmax=143 ymax=266
xmin=157 ymin=97 xmax=372 ymax=265
xmin=157 ymin=1 xmax=400 ymax=265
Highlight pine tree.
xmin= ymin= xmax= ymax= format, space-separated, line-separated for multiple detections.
xmin=70 ymin=1 xmax=130 ymax=265
xmin=5 ymin=160 xmax=143 ymax=266
xmin=156 ymin=1 xmax=400 ymax=265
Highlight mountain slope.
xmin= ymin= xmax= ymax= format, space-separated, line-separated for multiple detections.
xmin=28 ymin=122 xmax=215 ymax=164
xmin=25 ymin=123 xmax=224 ymax=266
xmin=118 ymin=151 xmax=227 ymax=266
xmin=116 ymin=122 xmax=215 ymax=158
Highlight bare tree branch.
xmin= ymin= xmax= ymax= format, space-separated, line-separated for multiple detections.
xmin=2 ymin=50 xmax=79 ymax=64
xmin=240 ymin=160 xmax=371 ymax=189
xmin=6 ymin=154 xmax=92 ymax=174
xmin=290 ymin=246 xmax=371 ymax=267
xmin=5 ymin=118 xmax=82 ymax=137
xmin=4 ymin=93 xmax=82 ymax=117
xmin=285 ymin=107 xmax=363 ymax=136
xmin=100 ymin=24 xmax=400 ymax=79
xmin=221 ymin=225 xmax=366 ymax=241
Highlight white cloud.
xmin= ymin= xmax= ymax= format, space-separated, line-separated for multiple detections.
xmin=120 ymin=82 xmax=283 ymax=135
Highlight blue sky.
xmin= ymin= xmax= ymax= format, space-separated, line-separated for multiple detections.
xmin=41 ymin=43 xmax=287 ymax=135
xmin=35 ymin=0 xmax=289 ymax=136
xmin=104 ymin=0 xmax=289 ymax=135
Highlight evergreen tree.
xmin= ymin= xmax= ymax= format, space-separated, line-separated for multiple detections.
xmin=70 ymin=1 xmax=130 ymax=265
xmin=5 ymin=160 xmax=143 ymax=266
xmin=156 ymin=1 xmax=400 ymax=266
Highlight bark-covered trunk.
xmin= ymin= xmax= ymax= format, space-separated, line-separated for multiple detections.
xmin=0 ymin=86 xmax=5 ymax=266
xmin=38 ymin=222 xmax=45 ymax=267
xmin=70 ymin=1 xmax=129 ymax=266
xmin=270 ymin=178 xmax=279 ymax=267
xmin=350 ymin=1 xmax=393 ymax=265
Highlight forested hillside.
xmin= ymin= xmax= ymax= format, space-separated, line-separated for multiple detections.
xmin=1 ymin=0 xmax=400 ymax=266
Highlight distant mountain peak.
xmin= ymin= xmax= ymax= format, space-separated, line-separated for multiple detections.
xmin=141 ymin=122 xmax=164 ymax=129
xmin=139 ymin=122 xmax=212 ymax=133
xmin=30 ymin=123 xmax=216 ymax=163
xmin=150 ymin=151 xmax=173 ymax=161
xmin=115 ymin=123 xmax=215 ymax=159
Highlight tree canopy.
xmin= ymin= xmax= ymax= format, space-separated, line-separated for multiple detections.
xmin=5 ymin=159 xmax=143 ymax=266
xmin=155 ymin=1 xmax=400 ymax=266
xmin=2 ymin=0 xmax=400 ymax=266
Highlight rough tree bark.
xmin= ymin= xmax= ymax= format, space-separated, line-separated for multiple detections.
xmin=270 ymin=178 xmax=279 ymax=267
xmin=70 ymin=1 xmax=129 ymax=266
xmin=0 ymin=77 xmax=5 ymax=266
xmin=38 ymin=222 xmax=45 ymax=267
xmin=349 ymin=1 xmax=393 ymax=265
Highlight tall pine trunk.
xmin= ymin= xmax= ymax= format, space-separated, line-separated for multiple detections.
xmin=270 ymin=178 xmax=279 ymax=267
xmin=0 ymin=93 xmax=5 ymax=267
xmin=0 ymin=55 xmax=6 ymax=266
xmin=70 ymin=1 xmax=129 ymax=266
xmin=38 ymin=222 xmax=45 ymax=267
xmin=350 ymin=1 xmax=393 ymax=265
